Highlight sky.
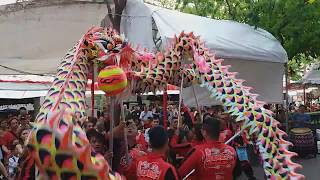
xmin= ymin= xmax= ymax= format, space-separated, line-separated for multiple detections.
xmin=0 ymin=0 xmax=16 ymax=6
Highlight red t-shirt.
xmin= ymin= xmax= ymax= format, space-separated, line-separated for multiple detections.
xmin=2 ymin=131 xmax=18 ymax=149
xmin=169 ymin=135 xmax=192 ymax=157
xmin=178 ymin=140 xmax=236 ymax=180
xmin=136 ymin=132 xmax=148 ymax=152
xmin=125 ymin=152 xmax=179 ymax=180
xmin=119 ymin=148 xmax=145 ymax=180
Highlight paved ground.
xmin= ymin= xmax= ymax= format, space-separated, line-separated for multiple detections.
xmin=239 ymin=155 xmax=320 ymax=180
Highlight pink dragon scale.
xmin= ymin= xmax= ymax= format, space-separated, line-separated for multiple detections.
xmin=26 ymin=27 xmax=304 ymax=180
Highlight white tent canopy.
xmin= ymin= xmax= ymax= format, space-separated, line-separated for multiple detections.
xmin=0 ymin=0 xmax=287 ymax=104
xmin=123 ymin=1 xmax=287 ymax=104
xmin=302 ymin=63 xmax=320 ymax=85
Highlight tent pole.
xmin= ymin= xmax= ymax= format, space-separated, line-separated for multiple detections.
xmin=178 ymin=74 xmax=184 ymax=129
xmin=91 ymin=63 xmax=95 ymax=117
xmin=120 ymin=100 xmax=129 ymax=164
xmin=303 ymin=84 xmax=306 ymax=105
xmin=108 ymin=96 xmax=115 ymax=168
xmin=163 ymin=85 xmax=168 ymax=129
xmin=192 ymin=85 xmax=202 ymax=123
xmin=285 ymin=63 xmax=289 ymax=133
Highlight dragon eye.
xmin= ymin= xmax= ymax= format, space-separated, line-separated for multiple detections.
xmin=100 ymin=41 xmax=108 ymax=49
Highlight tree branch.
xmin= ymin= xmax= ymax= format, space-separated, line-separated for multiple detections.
xmin=225 ymin=0 xmax=235 ymax=20
xmin=101 ymin=0 xmax=127 ymax=32
xmin=101 ymin=0 xmax=114 ymax=28
xmin=113 ymin=0 xmax=127 ymax=32
xmin=106 ymin=1 xmax=114 ymax=22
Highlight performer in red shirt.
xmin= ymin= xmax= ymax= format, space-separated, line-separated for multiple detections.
xmin=125 ymin=126 xmax=178 ymax=180
xmin=169 ymin=133 xmax=192 ymax=156
xmin=189 ymin=123 xmax=205 ymax=146
xmin=218 ymin=113 xmax=233 ymax=142
xmin=2 ymin=117 xmax=19 ymax=153
xmin=118 ymin=117 xmax=146 ymax=179
xmin=178 ymin=117 xmax=236 ymax=180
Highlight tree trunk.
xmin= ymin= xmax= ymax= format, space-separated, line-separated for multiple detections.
xmin=101 ymin=0 xmax=127 ymax=33
xmin=101 ymin=0 xmax=127 ymax=126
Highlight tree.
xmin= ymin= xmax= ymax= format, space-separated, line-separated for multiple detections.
xmin=101 ymin=0 xmax=127 ymax=32
xmin=173 ymin=0 xmax=320 ymax=80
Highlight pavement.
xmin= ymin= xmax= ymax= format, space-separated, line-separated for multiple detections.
xmin=239 ymin=155 xmax=320 ymax=180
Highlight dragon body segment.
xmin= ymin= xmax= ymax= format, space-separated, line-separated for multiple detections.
xmin=27 ymin=27 xmax=304 ymax=180
xmin=178 ymin=32 xmax=303 ymax=179
xmin=36 ymin=42 xmax=89 ymax=122
xmin=28 ymin=27 xmax=125 ymax=180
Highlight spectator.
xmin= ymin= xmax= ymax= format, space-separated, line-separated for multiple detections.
xmin=291 ymin=105 xmax=311 ymax=128
xmin=16 ymin=127 xmax=31 ymax=156
xmin=83 ymin=116 xmax=97 ymax=133
xmin=0 ymin=118 xmax=8 ymax=163
xmin=144 ymin=116 xmax=160 ymax=145
xmin=18 ymin=115 xmax=30 ymax=133
xmin=131 ymin=106 xmax=141 ymax=123
xmin=168 ymin=105 xmax=178 ymax=126
xmin=171 ymin=118 xmax=179 ymax=131
xmin=8 ymin=141 xmax=20 ymax=179
xmin=0 ymin=120 xmax=7 ymax=131
xmin=2 ymin=117 xmax=19 ymax=157
xmin=87 ymin=129 xmax=112 ymax=163
xmin=123 ymin=104 xmax=130 ymax=118
xmin=139 ymin=106 xmax=153 ymax=128
xmin=151 ymin=104 xmax=161 ymax=118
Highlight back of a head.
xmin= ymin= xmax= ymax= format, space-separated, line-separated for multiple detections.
xmin=194 ymin=123 xmax=204 ymax=141
xmin=148 ymin=126 xmax=168 ymax=149
xmin=203 ymin=117 xmax=220 ymax=139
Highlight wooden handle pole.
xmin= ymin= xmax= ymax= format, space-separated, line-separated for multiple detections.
xmin=178 ymin=74 xmax=184 ymax=129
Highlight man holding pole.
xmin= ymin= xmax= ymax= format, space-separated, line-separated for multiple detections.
xmin=178 ymin=117 xmax=236 ymax=180
xmin=125 ymin=126 xmax=178 ymax=180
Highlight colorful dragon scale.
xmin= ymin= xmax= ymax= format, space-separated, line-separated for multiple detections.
xmin=132 ymin=31 xmax=304 ymax=179
xmin=28 ymin=27 xmax=125 ymax=180
xmin=27 ymin=27 xmax=304 ymax=180
xmin=173 ymin=32 xmax=304 ymax=179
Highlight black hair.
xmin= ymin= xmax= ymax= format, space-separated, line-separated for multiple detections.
xmin=194 ymin=123 xmax=204 ymax=141
xmin=19 ymin=107 xmax=27 ymax=111
xmin=203 ymin=113 xmax=212 ymax=120
xmin=88 ymin=116 xmax=97 ymax=126
xmin=202 ymin=117 xmax=220 ymax=139
xmin=125 ymin=114 xmax=133 ymax=121
xmin=176 ymin=129 xmax=187 ymax=144
xmin=299 ymin=104 xmax=306 ymax=108
xmin=153 ymin=114 xmax=160 ymax=120
xmin=148 ymin=126 xmax=168 ymax=149
xmin=97 ymin=111 xmax=102 ymax=118
xmin=86 ymin=129 xmax=105 ymax=145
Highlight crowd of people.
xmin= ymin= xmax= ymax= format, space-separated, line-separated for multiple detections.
xmin=0 ymin=107 xmax=32 ymax=179
xmin=0 ymin=103 xmax=261 ymax=180
xmin=1 ymin=101 xmax=314 ymax=180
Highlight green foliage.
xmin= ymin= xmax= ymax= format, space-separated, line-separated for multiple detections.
xmin=174 ymin=0 xmax=320 ymax=80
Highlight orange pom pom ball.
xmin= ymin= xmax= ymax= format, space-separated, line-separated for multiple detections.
xmin=97 ymin=66 xmax=127 ymax=96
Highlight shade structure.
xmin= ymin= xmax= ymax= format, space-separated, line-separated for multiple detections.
xmin=0 ymin=75 xmax=179 ymax=99
xmin=302 ymin=63 xmax=320 ymax=85
xmin=0 ymin=0 xmax=287 ymax=103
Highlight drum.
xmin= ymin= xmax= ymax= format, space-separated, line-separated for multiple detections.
xmin=290 ymin=128 xmax=316 ymax=157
